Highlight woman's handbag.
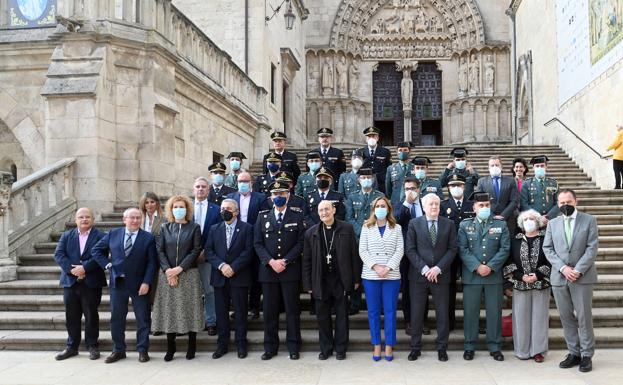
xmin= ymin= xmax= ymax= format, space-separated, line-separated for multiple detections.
xmin=502 ymin=313 xmax=513 ymax=337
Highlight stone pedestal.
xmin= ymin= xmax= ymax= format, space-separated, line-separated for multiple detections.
xmin=0 ymin=171 xmax=17 ymax=282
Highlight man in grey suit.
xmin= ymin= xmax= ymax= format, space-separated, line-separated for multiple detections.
xmin=476 ymin=156 xmax=519 ymax=233
xmin=405 ymin=193 xmax=457 ymax=362
xmin=543 ymin=188 xmax=598 ymax=373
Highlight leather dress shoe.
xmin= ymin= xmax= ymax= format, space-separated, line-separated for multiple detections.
xmin=463 ymin=350 xmax=475 ymax=361
xmin=55 ymin=348 xmax=78 ymax=361
xmin=490 ymin=351 xmax=504 ymax=361
xmin=289 ymin=352 xmax=300 ymax=360
xmin=407 ymin=350 xmax=421 ymax=361
xmin=138 ymin=351 xmax=150 ymax=363
xmin=237 ymin=349 xmax=247 ymax=359
xmin=212 ymin=349 xmax=228 ymax=359
xmin=336 ymin=352 xmax=346 ymax=360
xmin=105 ymin=351 xmax=127 ymax=364
xmin=206 ymin=325 xmax=217 ymax=336
xmin=88 ymin=347 xmax=100 ymax=360
xmin=261 ymin=352 xmax=277 ymax=360
xmin=318 ymin=351 xmax=332 ymax=360
xmin=579 ymin=356 xmax=592 ymax=372
xmin=559 ymin=354 xmax=581 ymax=368
xmin=438 ymin=350 xmax=448 ymax=362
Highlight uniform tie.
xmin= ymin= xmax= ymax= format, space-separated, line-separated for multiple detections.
xmin=320 ymin=192 xmax=326 ymax=200
xmin=457 ymin=200 xmax=462 ymax=211
xmin=370 ymin=149 xmax=375 ymax=157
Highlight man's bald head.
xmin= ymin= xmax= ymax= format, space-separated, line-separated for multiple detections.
xmin=318 ymin=200 xmax=336 ymax=225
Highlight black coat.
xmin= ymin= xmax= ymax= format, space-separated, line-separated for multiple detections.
xmin=405 ymin=216 xmax=457 ymax=284
xmin=263 ymin=151 xmax=301 ymax=184
xmin=156 ymin=222 xmax=202 ymax=272
xmin=208 ymin=184 xmax=236 ymax=206
xmin=317 ymin=146 xmax=346 ymax=188
xmin=440 ymin=198 xmax=475 ymax=231
xmin=302 ymin=220 xmax=361 ymax=300
xmin=305 ymin=190 xmax=346 ymax=225
xmin=361 ymin=146 xmax=392 ymax=193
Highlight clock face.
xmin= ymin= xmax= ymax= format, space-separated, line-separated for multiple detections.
xmin=9 ymin=0 xmax=56 ymax=28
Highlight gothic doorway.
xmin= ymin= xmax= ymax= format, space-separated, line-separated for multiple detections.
xmin=372 ymin=63 xmax=402 ymax=146
xmin=413 ymin=62 xmax=443 ymax=145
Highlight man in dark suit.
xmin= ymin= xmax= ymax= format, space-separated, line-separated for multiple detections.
xmin=303 ymin=200 xmax=361 ymax=360
xmin=193 ymin=177 xmax=223 ymax=335
xmin=440 ymin=174 xmax=475 ymax=330
xmin=53 ymin=208 xmax=106 ymax=361
xmin=316 ymin=127 xmax=346 ymax=190
xmin=406 ymin=194 xmax=457 ymax=362
xmin=227 ymin=171 xmax=265 ymax=318
xmin=476 ymin=156 xmax=519 ymax=233
xmin=360 ymin=126 xmax=392 ymax=194
xmin=208 ymin=162 xmax=236 ymax=206
xmin=254 ymin=152 xmax=283 ymax=195
xmin=92 ymin=208 xmax=158 ymax=363
xmin=254 ymin=181 xmax=306 ymax=360
xmin=262 ymin=131 xmax=301 ymax=185
xmin=205 ymin=199 xmax=254 ymax=359
xmin=305 ymin=166 xmax=346 ymax=225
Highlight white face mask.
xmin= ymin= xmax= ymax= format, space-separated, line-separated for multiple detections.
xmin=406 ymin=190 xmax=419 ymax=201
xmin=489 ymin=166 xmax=502 ymax=177
xmin=351 ymin=158 xmax=363 ymax=170
xmin=523 ymin=219 xmax=537 ymax=233
xmin=367 ymin=138 xmax=377 ymax=147
xmin=450 ymin=186 xmax=464 ymax=199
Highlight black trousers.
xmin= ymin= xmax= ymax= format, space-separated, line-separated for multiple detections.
xmin=410 ymin=279 xmax=450 ymax=351
xmin=614 ymin=159 xmax=623 ymax=189
xmin=63 ymin=282 xmax=102 ymax=349
xmin=448 ymin=256 xmax=461 ymax=330
xmin=214 ymin=282 xmax=248 ymax=350
xmin=315 ymin=276 xmax=349 ymax=355
xmin=400 ymin=257 xmax=411 ymax=323
xmin=249 ymin=252 xmax=262 ymax=311
xmin=262 ymin=281 xmax=301 ymax=354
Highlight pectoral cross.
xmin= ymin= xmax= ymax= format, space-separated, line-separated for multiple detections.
xmin=326 ymin=253 xmax=332 ymax=265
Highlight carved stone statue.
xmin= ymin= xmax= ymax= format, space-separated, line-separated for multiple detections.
xmin=401 ymin=69 xmax=413 ymax=110
xmin=458 ymin=56 xmax=468 ymax=96
xmin=484 ymin=54 xmax=495 ymax=95
xmin=468 ymin=54 xmax=480 ymax=95
xmin=349 ymin=62 xmax=360 ymax=96
xmin=321 ymin=57 xmax=334 ymax=96
xmin=414 ymin=6 xmax=427 ymax=33
xmin=336 ymin=56 xmax=349 ymax=97
xmin=403 ymin=13 xmax=415 ymax=34
xmin=371 ymin=18 xmax=384 ymax=34
xmin=385 ymin=8 xmax=402 ymax=34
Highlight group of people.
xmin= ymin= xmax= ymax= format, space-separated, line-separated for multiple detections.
xmin=52 ymin=127 xmax=598 ymax=373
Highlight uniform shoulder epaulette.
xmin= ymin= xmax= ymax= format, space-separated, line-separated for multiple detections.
xmin=525 ymin=177 xmax=535 ymax=182
xmin=459 ymin=217 xmax=473 ymax=225
xmin=259 ymin=209 xmax=270 ymax=213
xmin=290 ymin=207 xmax=302 ymax=212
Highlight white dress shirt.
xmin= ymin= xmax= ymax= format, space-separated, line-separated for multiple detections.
xmin=239 ymin=192 xmax=251 ymax=223
xmin=194 ymin=199 xmax=208 ymax=233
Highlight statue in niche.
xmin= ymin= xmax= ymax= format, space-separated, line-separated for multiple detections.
xmin=308 ymin=61 xmax=319 ymax=97
xmin=321 ymin=57 xmax=334 ymax=96
xmin=349 ymin=62 xmax=360 ymax=96
xmin=336 ymin=56 xmax=349 ymax=97
xmin=371 ymin=18 xmax=384 ymax=34
xmin=469 ymin=54 xmax=480 ymax=94
xmin=401 ymin=69 xmax=413 ymax=110
xmin=484 ymin=54 xmax=495 ymax=95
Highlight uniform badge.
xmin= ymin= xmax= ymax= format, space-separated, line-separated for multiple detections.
xmin=263 ymin=180 xmax=267 ymax=185
xmin=310 ymin=197 xmax=314 ymax=203
xmin=265 ymin=222 xmax=270 ymax=229
xmin=447 ymin=207 xmax=452 ymax=214
xmin=427 ymin=187 xmax=437 ymax=192
xmin=489 ymin=228 xmax=502 ymax=234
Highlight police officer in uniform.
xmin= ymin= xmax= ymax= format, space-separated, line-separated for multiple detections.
xmin=224 ymin=152 xmax=247 ymax=189
xmin=254 ymin=181 xmax=306 ymax=360
xmin=254 ymin=152 xmax=282 ymax=195
xmin=440 ymin=174 xmax=475 ymax=330
xmin=520 ymin=155 xmax=560 ymax=224
xmin=208 ymin=162 xmax=237 ymax=206
xmin=338 ymin=149 xmax=366 ymax=198
xmin=412 ymin=156 xmax=444 ymax=200
xmin=385 ymin=142 xmax=412 ymax=208
xmin=262 ymin=132 xmax=301 ymax=185
xmin=260 ymin=171 xmax=308 ymax=217
xmin=439 ymin=148 xmax=480 ymax=200
xmin=295 ymin=151 xmax=322 ymax=198
xmin=361 ymin=126 xmax=392 ymax=194
xmin=306 ymin=167 xmax=346 ymax=225
xmin=316 ymin=128 xmax=346 ymax=190
xmin=458 ymin=192 xmax=510 ymax=362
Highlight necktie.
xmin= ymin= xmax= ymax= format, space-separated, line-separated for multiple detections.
xmin=457 ymin=200 xmax=462 ymax=211
xmin=277 ymin=212 xmax=283 ymax=229
xmin=370 ymin=149 xmax=375 ymax=157
xmin=215 ymin=187 xmax=220 ymax=195
xmin=565 ymin=217 xmax=573 ymax=247
xmin=410 ymin=204 xmax=417 ymax=219
xmin=124 ymin=233 xmax=133 ymax=257
xmin=429 ymin=221 xmax=437 ymax=245
xmin=226 ymin=225 xmax=233 ymax=249
xmin=320 ymin=192 xmax=326 ymax=200
xmin=196 ymin=202 xmax=204 ymax=233
xmin=402 ymin=164 xmax=407 ymax=175
xmin=322 ymin=149 xmax=327 ymax=157
xmin=493 ymin=177 xmax=501 ymax=199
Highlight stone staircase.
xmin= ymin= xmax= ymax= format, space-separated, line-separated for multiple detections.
xmin=2 ymin=145 xmax=623 ymax=352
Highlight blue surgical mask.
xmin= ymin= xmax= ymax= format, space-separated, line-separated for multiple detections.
xmin=238 ymin=182 xmax=250 ymax=194
xmin=534 ymin=167 xmax=546 ymax=179
xmin=477 ymin=207 xmax=491 ymax=221
xmin=375 ymin=207 xmax=388 ymax=220
xmin=172 ymin=208 xmax=186 ymax=220
xmin=212 ymin=174 xmax=224 ymax=185
xmin=273 ymin=196 xmax=287 ymax=208
xmin=415 ymin=169 xmax=426 ymax=179
xmin=230 ymin=160 xmax=241 ymax=171
xmin=398 ymin=152 xmax=409 ymax=161
xmin=455 ymin=160 xmax=466 ymax=169
xmin=308 ymin=162 xmax=321 ymax=172
xmin=267 ymin=163 xmax=280 ymax=173
xmin=360 ymin=178 xmax=373 ymax=189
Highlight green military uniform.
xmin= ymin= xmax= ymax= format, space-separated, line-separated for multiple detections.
xmin=418 ymin=177 xmax=444 ymax=200
xmin=295 ymin=172 xmax=317 ymax=198
xmin=519 ymin=177 xmax=560 ymax=218
xmin=224 ymin=172 xmax=240 ymax=189
xmin=224 ymin=151 xmax=247 ymax=189
xmin=458 ymin=208 xmax=510 ymax=353
xmin=345 ymin=189 xmax=384 ymax=239
xmin=338 ymin=171 xmax=361 ymax=198
xmin=385 ymin=161 xmax=412 ymax=207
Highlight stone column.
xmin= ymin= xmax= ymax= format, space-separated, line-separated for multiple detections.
xmin=397 ymin=61 xmax=418 ymax=143
xmin=0 ymin=172 xmax=17 ymax=282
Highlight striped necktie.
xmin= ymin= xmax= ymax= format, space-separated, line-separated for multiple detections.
xmin=124 ymin=233 xmax=133 ymax=257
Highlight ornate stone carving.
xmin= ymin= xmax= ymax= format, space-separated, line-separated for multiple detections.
xmin=336 ymin=56 xmax=349 ymax=97
xmin=484 ymin=54 xmax=495 ymax=96
xmin=401 ymin=69 xmax=414 ymax=110
xmin=349 ymin=62 xmax=360 ymax=96
xmin=321 ymin=57 xmax=334 ymax=97
xmin=458 ymin=56 xmax=468 ymax=97
xmin=0 ymin=172 xmax=12 ymax=217
xmin=468 ymin=53 xmax=480 ymax=95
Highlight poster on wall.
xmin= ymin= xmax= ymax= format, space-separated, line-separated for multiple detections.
xmin=557 ymin=0 xmax=623 ymax=105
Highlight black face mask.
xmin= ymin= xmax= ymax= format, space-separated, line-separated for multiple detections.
xmin=317 ymin=179 xmax=330 ymax=190
xmin=221 ymin=210 xmax=234 ymax=221
xmin=560 ymin=204 xmax=575 ymax=217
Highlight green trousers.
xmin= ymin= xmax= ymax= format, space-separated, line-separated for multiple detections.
xmin=462 ymin=283 xmax=503 ymax=352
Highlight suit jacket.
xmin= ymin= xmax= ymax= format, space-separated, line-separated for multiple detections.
xmin=395 ymin=199 xmax=424 ymax=238
xmin=193 ymin=199 xmax=223 ymax=244
xmin=54 ymin=228 xmax=106 ymax=288
xmin=208 ymin=184 xmax=236 ymax=206
xmin=317 ymin=146 xmax=346 ymax=188
xmin=306 ymin=189 xmax=346 ymax=225
xmin=476 ymin=175 xmax=519 ymax=219
xmin=263 ymin=150 xmax=301 ymax=184
xmin=302 ymin=220 xmax=362 ymax=299
xmin=205 ymin=220 xmax=254 ymax=287
xmin=362 ymin=146 xmax=391 ymax=193
xmin=227 ymin=191 xmax=265 ymax=225
xmin=405 ymin=216 xmax=457 ymax=283
xmin=92 ymin=228 xmax=158 ymax=294
xmin=542 ymin=211 xmax=599 ymax=286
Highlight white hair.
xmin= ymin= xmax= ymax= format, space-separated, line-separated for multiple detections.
xmin=123 ymin=207 xmax=140 ymax=218
xmin=421 ymin=193 xmax=441 ymax=208
xmin=516 ymin=209 xmax=546 ymax=231
xmin=194 ymin=176 xmax=209 ymax=185
xmin=221 ymin=198 xmax=239 ymax=211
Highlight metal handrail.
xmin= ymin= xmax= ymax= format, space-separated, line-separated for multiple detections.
xmin=544 ymin=118 xmax=612 ymax=159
